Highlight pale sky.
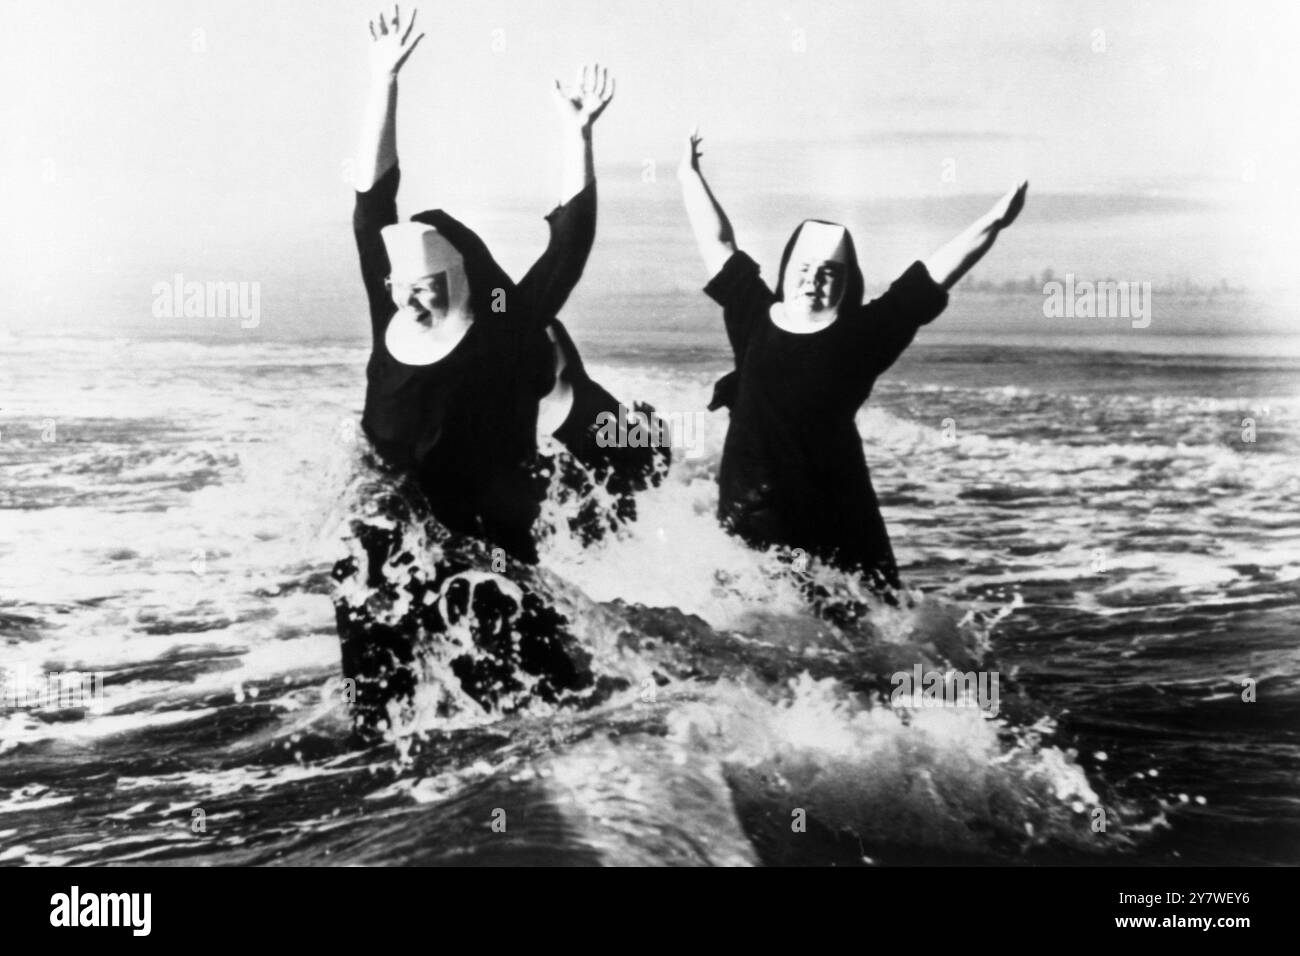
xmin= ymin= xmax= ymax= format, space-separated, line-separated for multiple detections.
xmin=2 ymin=0 xmax=1297 ymax=339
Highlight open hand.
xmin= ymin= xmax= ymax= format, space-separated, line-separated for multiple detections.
xmin=678 ymin=127 xmax=704 ymax=179
xmin=368 ymin=5 xmax=424 ymax=79
xmin=553 ymin=63 xmax=615 ymax=129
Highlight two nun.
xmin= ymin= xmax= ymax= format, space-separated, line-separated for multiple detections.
xmin=334 ymin=6 xmax=1028 ymax=727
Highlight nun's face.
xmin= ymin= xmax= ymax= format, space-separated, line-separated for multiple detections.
xmin=388 ymin=272 xmax=451 ymax=323
xmin=783 ymin=259 xmax=847 ymax=315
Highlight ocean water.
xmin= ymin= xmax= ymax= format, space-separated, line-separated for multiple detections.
xmin=1 ymin=330 xmax=1298 ymax=866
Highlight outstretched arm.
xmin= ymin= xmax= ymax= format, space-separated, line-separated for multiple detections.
xmin=677 ymin=129 xmax=738 ymax=278
xmin=553 ymin=63 xmax=614 ymax=206
xmin=923 ymin=181 xmax=1028 ymax=292
xmin=355 ymin=5 xmax=425 ymax=191
xmin=354 ymin=7 xmax=424 ymax=343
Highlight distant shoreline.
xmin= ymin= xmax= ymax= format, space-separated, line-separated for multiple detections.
xmin=5 ymin=328 xmax=1300 ymax=361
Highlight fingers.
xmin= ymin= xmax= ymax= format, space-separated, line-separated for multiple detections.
xmin=373 ymin=5 xmax=401 ymax=37
xmin=595 ymin=65 xmax=613 ymax=107
xmin=554 ymin=62 xmax=617 ymax=118
xmin=595 ymin=65 xmax=614 ymax=117
xmin=401 ymin=6 xmax=419 ymax=45
xmin=571 ymin=63 xmax=615 ymax=101
xmin=688 ymin=127 xmax=703 ymax=159
xmin=682 ymin=127 xmax=703 ymax=169
xmin=587 ymin=64 xmax=613 ymax=107
xmin=558 ymin=63 xmax=617 ymax=119
xmin=371 ymin=5 xmax=421 ymax=58
xmin=395 ymin=31 xmax=425 ymax=68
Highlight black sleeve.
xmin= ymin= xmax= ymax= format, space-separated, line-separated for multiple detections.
xmin=703 ymin=250 xmax=775 ymax=363
xmin=859 ymin=260 xmax=949 ymax=376
xmin=515 ymin=180 xmax=597 ymax=321
xmin=353 ymin=164 xmax=401 ymax=343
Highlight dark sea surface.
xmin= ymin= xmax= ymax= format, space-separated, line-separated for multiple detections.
xmin=1 ymin=330 xmax=1297 ymax=866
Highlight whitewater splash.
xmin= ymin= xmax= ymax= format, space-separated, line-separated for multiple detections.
xmin=303 ymin=386 xmax=1144 ymax=863
xmin=6 ymin=338 xmax=1286 ymax=864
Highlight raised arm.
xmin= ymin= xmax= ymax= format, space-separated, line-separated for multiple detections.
xmin=552 ymin=63 xmax=614 ymax=206
xmin=515 ymin=64 xmax=613 ymax=318
xmin=354 ymin=7 xmax=424 ymax=342
xmin=923 ymin=181 xmax=1028 ymax=292
xmin=355 ymin=5 xmax=424 ymax=191
xmin=677 ymin=129 xmax=738 ymax=278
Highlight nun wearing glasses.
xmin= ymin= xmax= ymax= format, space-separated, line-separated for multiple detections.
xmin=679 ymin=128 xmax=1027 ymax=591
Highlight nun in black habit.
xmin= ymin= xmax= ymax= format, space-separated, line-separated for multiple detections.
xmin=678 ymin=128 xmax=1027 ymax=591
xmin=332 ymin=10 xmax=659 ymax=729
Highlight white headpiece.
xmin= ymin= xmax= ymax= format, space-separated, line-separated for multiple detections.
xmin=380 ymin=223 xmax=473 ymax=366
xmin=790 ymin=221 xmax=849 ymax=265
xmin=383 ymin=223 xmax=461 ymax=280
